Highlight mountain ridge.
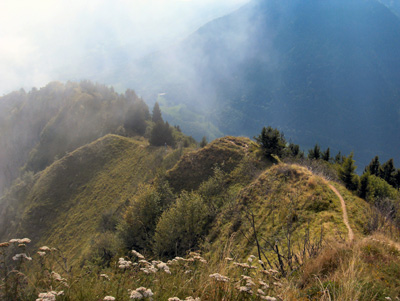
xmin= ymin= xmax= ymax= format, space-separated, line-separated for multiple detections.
xmin=125 ymin=0 xmax=400 ymax=168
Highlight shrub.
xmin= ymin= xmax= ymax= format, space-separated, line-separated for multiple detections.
xmin=153 ymin=192 xmax=209 ymax=258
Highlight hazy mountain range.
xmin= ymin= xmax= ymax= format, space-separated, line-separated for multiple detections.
xmin=120 ymin=0 xmax=400 ymax=168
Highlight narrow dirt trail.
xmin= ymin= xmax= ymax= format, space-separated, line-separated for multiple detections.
xmin=328 ymin=184 xmax=354 ymax=241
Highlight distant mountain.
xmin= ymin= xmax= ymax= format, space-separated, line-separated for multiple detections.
xmin=126 ymin=0 xmax=400 ymax=167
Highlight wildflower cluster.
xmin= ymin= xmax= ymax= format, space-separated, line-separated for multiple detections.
xmin=36 ymin=290 xmax=64 ymax=301
xmin=209 ymin=273 xmax=229 ymax=283
xmin=118 ymin=257 xmax=134 ymax=270
xmin=205 ymin=254 xmax=282 ymax=300
xmin=129 ymin=286 xmax=154 ymax=299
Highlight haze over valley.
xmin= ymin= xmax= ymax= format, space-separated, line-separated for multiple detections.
xmin=1 ymin=1 xmax=400 ymax=300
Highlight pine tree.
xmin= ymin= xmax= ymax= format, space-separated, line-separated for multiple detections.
xmin=365 ymin=156 xmax=380 ymax=176
xmin=149 ymin=121 xmax=175 ymax=147
xmin=255 ymin=126 xmax=286 ymax=160
xmin=308 ymin=144 xmax=321 ymax=160
xmin=322 ymin=147 xmax=330 ymax=162
xmin=288 ymin=143 xmax=301 ymax=158
xmin=199 ymin=136 xmax=208 ymax=148
xmin=334 ymin=151 xmax=343 ymax=164
xmin=339 ymin=152 xmax=359 ymax=191
xmin=395 ymin=169 xmax=400 ymax=189
xmin=380 ymin=158 xmax=396 ymax=187
xmin=359 ymin=172 xmax=370 ymax=200
xmin=152 ymin=102 xmax=163 ymax=124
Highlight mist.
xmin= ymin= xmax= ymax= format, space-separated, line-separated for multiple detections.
xmin=0 ymin=0 xmax=249 ymax=95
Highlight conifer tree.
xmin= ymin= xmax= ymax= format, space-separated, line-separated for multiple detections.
xmin=359 ymin=172 xmax=371 ymax=200
xmin=380 ymin=158 xmax=396 ymax=187
xmin=288 ymin=143 xmax=301 ymax=158
xmin=152 ymin=102 xmax=163 ymax=123
xmin=199 ymin=136 xmax=208 ymax=148
xmin=255 ymin=126 xmax=286 ymax=160
xmin=334 ymin=151 xmax=343 ymax=164
xmin=322 ymin=147 xmax=330 ymax=162
xmin=308 ymin=144 xmax=321 ymax=160
xmin=365 ymin=156 xmax=380 ymax=176
xmin=149 ymin=121 xmax=175 ymax=147
xmin=339 ymin=152 xmax=359 ymax=191
xmin=394 ymin=169 xmax=400 ymax=189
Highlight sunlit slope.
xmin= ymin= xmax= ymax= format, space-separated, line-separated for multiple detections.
xmin=8 ymin=134 xmax=182 ymax=261
xmin=166 ymin=136 xmax=257 ymax=192
xmin=206 ymin=163 xmax=372 ymax=261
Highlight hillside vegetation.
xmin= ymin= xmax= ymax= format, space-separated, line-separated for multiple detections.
xmin=1 ymin=84 xmax=400 ymax=299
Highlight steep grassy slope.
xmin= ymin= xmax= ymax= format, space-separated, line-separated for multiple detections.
xmin=166 ymin=136 xmax=258 ymax=192
xmin=2 ymin=135 xmax=399 ymax=299
xmin=205 ymin=163 xmax=372 ymax=263
xmin=0 ymin=81 xmax=150 ymax=197
xmin=1 ymin=134 xmax=185 ymax=262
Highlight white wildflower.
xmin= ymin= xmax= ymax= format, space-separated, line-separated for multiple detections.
xmin=132 ymin=250 xmax=145 ymax=259
xmin=104 ymin=296 xmax=116 ymax=301
xmin=118 ymin=257 xmax=132 ymax=270
xmin=157 ymin=262 xmax=171 ymax=274
xmin=248 ymin=255 xmax=256 ymax=263
xmin=39 ymin=246 xmax=51 ymax=251
xmin=12 ymin=253 xmax=32 ymax=261
xmin=273 ymin=282 xmax=283 ymax=287
xmin=130 ymin=287 xmax=153 ymax=299
xmin=225 ymin=257 xmax=234 ymax=261
xmin=100 ymin=274 xmax=110 ymax=280
xmin=36 ymin=291 xmax=60 ymax=301
xmin=209 ymin=273 xmax=229 ymax=282
xmin=149 ymin=266 xmax=158 ymax=273
xmin=139 ymin=259 xmax=151 ymax=265
xmin=233 ymin=262 xmax=257 ymax=269
xmin=0 ymin=242 xmax=10 ymax=248
xmin=51 ymin=271 xmax=66 ymax=282
xmin=37 ymin=251 xmax=46 ymax=257
xmin=238 ymin=286 xmax=253 ymax=294
xmin=185 ymin=297 xmax=200 ymax=301
xmin=130 ymin=290 xmax=143 ymax=299
xmin=257 ymin=289 xmax=266 ymax=296
xmin=19 ymin=238 xmax=31 ymax=244
xmin=259 ymin=280 xmax=269 ymax=289
xmin=168 ymin=298 xmax=181 ymax=301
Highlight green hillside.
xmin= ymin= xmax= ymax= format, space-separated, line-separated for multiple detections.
xmin=1 ymin=87 xmax=400 ymax=299
xmin=1 ymin=131 xmax=400 ymax=299
xmin=0 ymin=134 xmax=187 ymax=262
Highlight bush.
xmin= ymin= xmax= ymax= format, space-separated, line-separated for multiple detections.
xmin=117 ymin=186 xmax=163 ymax=252
xmin=153 ymin=192 xmax=209 ymax=258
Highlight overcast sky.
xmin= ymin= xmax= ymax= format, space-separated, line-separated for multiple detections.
xmin=0 ymin=0 xmax=249 ymax=95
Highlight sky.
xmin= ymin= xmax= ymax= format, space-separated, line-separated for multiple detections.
xmin=0 ymin=0 xmax=249 ymax=95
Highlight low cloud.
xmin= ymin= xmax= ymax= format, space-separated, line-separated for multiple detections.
xmin=0 ymin=0 xmax=248 ymax=95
